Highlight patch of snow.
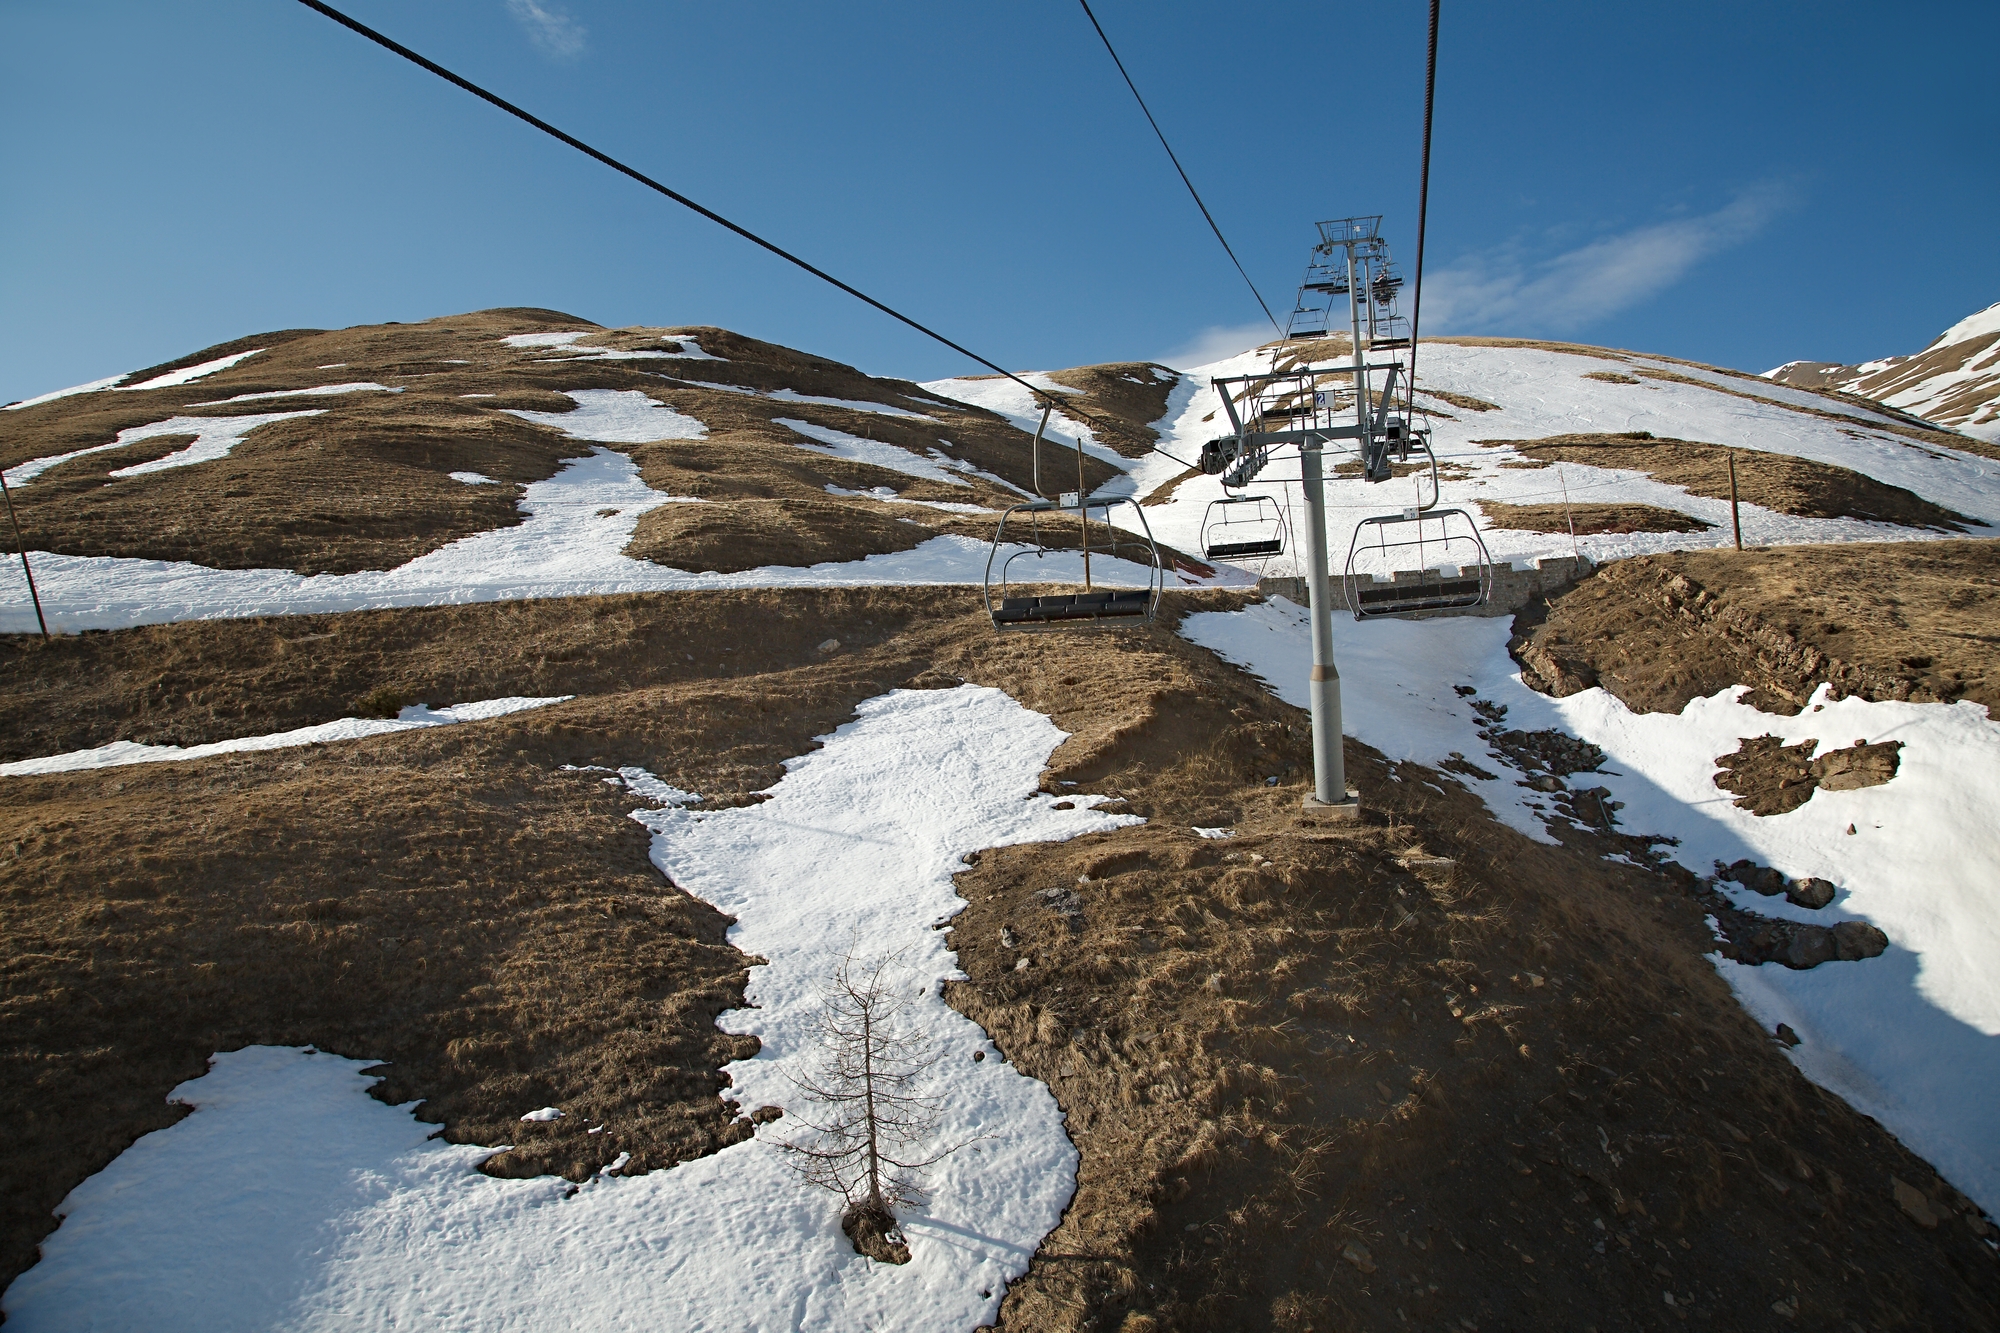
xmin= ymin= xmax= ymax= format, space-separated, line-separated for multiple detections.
xmin=190 ymin=383 xmax=401 ymax=406
xmin=3 ymin=687 xmax=1134 ymax=1330
xmin=0 ymin=696 xmax=572 ymax=777
xmin=1193 ymin=826 xmax=1234 ymax=839
xmin=448 ymin=471 xmax=498 ymax=485
xmin=0 ymin=448 xmax=1171 ymax=633
xmin=4 ymin=411 xmax=324 ymax=488
xmin=670 ymin=379 xmax=933 ymax=420
xmin=115 ymin=349 xmax=264 ymax=392
xmin=1136 ymin=339 xmax=2000 ymax=581
xmin=824 ymin=484 xmax=988 ymax=514
xmin=1929 ymin=300 xmax=2000 ymax=350
xmin=3 ymin=374 xmax=126 ymax=412
xmin=1178 ymin=599 xmax=2000 ymax=1214
xmin=517 ymin=1107 xmax=563 ymax=1123
xmin=503 ymin=389 xmax=707 ymax=443
xmin=778 ymin=418 xmax=971 ymax=487
xmin=502 ymin=331 xmax=723 ymax=362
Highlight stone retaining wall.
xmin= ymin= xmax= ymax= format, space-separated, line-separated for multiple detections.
xmin=1256 ymin=554 xmax=1594 ymax=619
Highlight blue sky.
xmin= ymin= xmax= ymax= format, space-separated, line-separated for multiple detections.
xmin=3 ymin=1 xmax=1995 ymax=403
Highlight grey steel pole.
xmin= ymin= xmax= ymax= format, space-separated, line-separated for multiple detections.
xmin=1347 ymin=246 xmax=1371 ymax=458
xmin=1300 ymin=436 xmax=1345 ymax=806
xmin=0 ymin=469 xmax=49 ymax=640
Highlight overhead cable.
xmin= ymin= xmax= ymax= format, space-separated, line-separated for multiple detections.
xmin=292 ymin=0 xmax=1048 ymax=401
xmin=1075 ymin=0 xmax=1282 ymax=338
xmin=1407 ymin=0 xmax=1441 ymax=388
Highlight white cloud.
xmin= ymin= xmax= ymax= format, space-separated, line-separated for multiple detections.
xmin=1154 ymin=321 xmax=1275 ymax=372
xmin=1422 ymin=184 xmax=1793 ymax=336
xmin=506 ymin=0 xmax=587 ymax=60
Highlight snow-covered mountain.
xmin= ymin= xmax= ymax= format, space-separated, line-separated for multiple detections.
xmin=1767 ymin=300 xmax=2000 ymax=444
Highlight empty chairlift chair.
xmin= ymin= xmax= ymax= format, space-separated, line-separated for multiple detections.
xmin=984 ymin=494 xmax=1163 ymax=630
xmin=1343 ymin=505 xmax=1493 ymax=618
xmin=1201 ymin=494 xmax=1289 ymax=564
xmin=983 ymin=402 xmax=1164 ymax=631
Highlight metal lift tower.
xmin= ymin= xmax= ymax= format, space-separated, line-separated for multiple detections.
xmin=1200 ymin=216 xmax=1426 ymax=817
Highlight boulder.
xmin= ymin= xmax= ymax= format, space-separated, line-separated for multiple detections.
xmin=1786 ymin=877 xmax=1837 ymax=910
xmin=1832 ymin=920 xmax=1889 ymax=961
xmin=1782 ymin=928 xmax=1837 ymax=969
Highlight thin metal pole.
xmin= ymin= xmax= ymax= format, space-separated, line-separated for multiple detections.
xmin=1077 ymin=431 xmax=1091 ymax=591
xmin=0 ymin=470 xmax=49 ymax=640
xmin=1558 ymin=463 xmax=1580 ymax=563
xmin=1348 ymin=246 xmax=1371 ymax=470
xmin=1300 ymin=437 xmax=1349 ymax=809
xmin=1728 ymin=452 xmax=1743 ymax=551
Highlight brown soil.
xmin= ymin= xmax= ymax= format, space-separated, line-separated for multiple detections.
xmin=1714 ymin=735 xmax=1903 ymax=816
xmin=1482 ymin=432 xmax=1974 ymax=532
xmin=4 ymin=588 xmax=1997 ymax=1327
xmin=0 ymin=311 xmax=1145 ymax=578
xmin=1478 ymin=501 xmax=1712 ymax=536
xmin=1581 ymin=371 xmax=1642 ymax=386
xmin=626 ymin=498 xmax=937 ymax=573
xmin=1509 ymin=540 xmax=2000 ymax=716
xmin=1041 ymin=363 xmax=1179 ymax=459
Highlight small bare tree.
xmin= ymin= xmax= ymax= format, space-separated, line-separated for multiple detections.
xmin=775 ymin=949 xmax=969 ymax=1264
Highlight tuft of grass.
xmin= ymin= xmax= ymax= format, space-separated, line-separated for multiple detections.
xmin=357 ymin=686 xmax=413 ymax=718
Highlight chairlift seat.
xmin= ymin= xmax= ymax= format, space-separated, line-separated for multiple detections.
xmin=990 ymin=591 xmax=1152 ymax=625
xmin=1354 ymin=578 xmax=1483 ymax=614
xmin=1206 ymin=538 xmax=1284 ymax=559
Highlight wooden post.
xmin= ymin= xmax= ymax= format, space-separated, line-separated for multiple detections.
xmin=1728 ymin=452 xmax=1743 ymax=551
xmin=0 ymin=469 xmax=49 ymax=640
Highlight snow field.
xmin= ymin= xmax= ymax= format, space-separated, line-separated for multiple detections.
xmin=1179 ymin=598 xmax=2000 ymax=1215
xmin=0 ymin=696 xmax=572 ymax=776
xmin=0 ymin=446 xmax=1177 ymax=633
xmin=190 ymin=382 xmax=401 ymax=406
xmin=1117 ymin=341 xmax=1998 ymax=585
xmin=4 ymin=410 xmax=325 ymax=488
xmin=2 ymin=686 xmax=1138 ymax=1331
xmin=501 ymin=330 xmax=722 ymax=361
xmin=504 ymin=388 xmax=707 ymax=443
xmin=672 ymin=379 xmax=938 ymax=420
xmin=777 ymin=418 xmax=971 ymax=486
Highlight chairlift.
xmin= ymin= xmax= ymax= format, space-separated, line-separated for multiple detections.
xmin=984 ymin=405 xmax=1163 ymax=632
xmin=1201 ymin=494 xmax=1289 ymax=563
xmin=1343 ymin=437 xmax=1493 ymax=618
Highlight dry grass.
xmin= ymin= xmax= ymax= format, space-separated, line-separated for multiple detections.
xmin=1511 ymin=539 xmax=2000 ymax=716
xmin=1478 ymin=500 xmax=1712 ymax=536
xmin=1481 ymin=432 xmax=1974 ymax=532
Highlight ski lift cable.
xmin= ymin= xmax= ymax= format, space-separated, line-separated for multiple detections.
xmin=1407 ymin=0 xmax=1441 ymax=390
xmin=293 ymin=0 xmax=1051 ymax=404
xmin=1075 ymin=0 xmax=1282 ymax=339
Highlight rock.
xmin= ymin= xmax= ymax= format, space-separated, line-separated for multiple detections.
xmin=1341 ymin=1241 xmax=1378 ymax=1273
xmin=1014 ymin=956 xmax=1031 ymax=972
xmin=1775 ymin=1023 xmax=1801 ymax=1047
xmin=1529 ymin=774 xmax=1566 ymax=793
xmin=1892 ymin=1176 xmax=1940 ymax=1229
xmin=748 ymin=1104 xmax=783 ymax=1123
xmin=1000 ymin=927 xmax=1016 ymax=949
xmin=1811 ymin=740 xmax=1902 ymax=791
xmin=1782 ymin=928 xmax=1837 ymax=969
xmin=1786 ymin=877 xmax=1837 ymax=910
xmin=1832 ymin=920 xmax=1889 ymax=961
xmin=816 ymin=638 xmax=842 ymax=654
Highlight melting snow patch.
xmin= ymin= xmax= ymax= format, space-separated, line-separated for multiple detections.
xmin=502 ymin=331 xmax=723 ymax=362
xmin=2 ymin=686 xmax=1134 ymax=1331
xmin=1193 ymin=826 xmax=1234 ymax=839
xmin=448 ymin=471 xmax=498 ymax=485
xmin=0 ymin=696 xmax=571 ymax=776
xmin=113 ymin=348 xmax=265 ymax=392
xmin=778 ymin=418 xmax=970 ymax=486
xmin=190 ymin=382 xmax=401 ymax=406
xmin=4 ymin=411 xmax=324 ymax=488
xmin=504 ymin=389 xmax=707 ymax=444
xmin=4 ymin=374 xmax=127 ymax=412
xmin=671 ymin=380 xmax=933 ymax=419
xmin=1179 ymin=597 xmax=2000 ymax=1214
xmin=518 ymin=1107 xmax=563 ymax=1123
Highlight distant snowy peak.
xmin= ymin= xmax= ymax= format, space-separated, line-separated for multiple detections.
xmin=1767 ymin=300 xmax=2000 ymax=444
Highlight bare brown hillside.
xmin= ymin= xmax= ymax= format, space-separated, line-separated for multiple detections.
xmin=3 ymin=587 xmax=1995 ymax=1329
